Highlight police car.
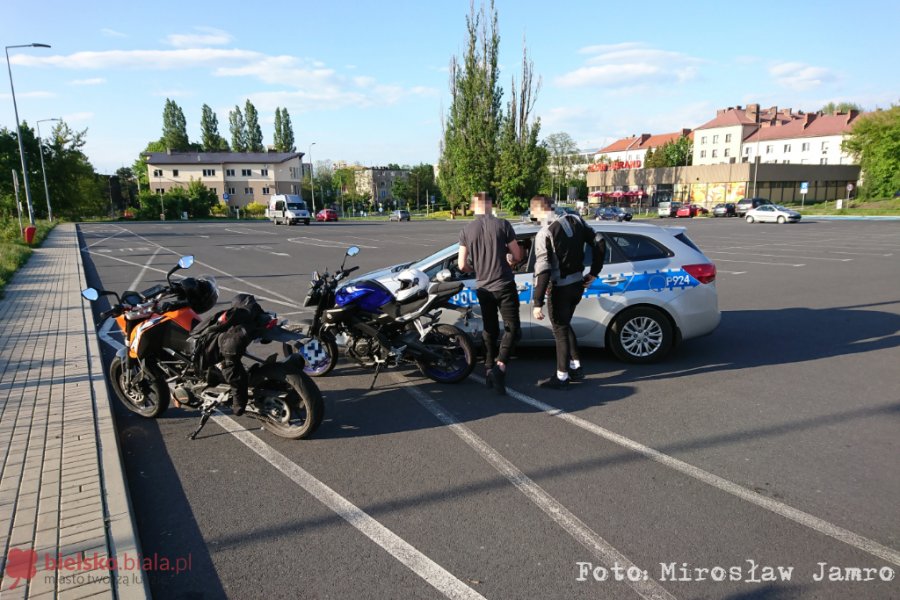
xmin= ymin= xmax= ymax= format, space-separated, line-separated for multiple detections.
xmin=358 ymin=221 xmax=720 ymax=363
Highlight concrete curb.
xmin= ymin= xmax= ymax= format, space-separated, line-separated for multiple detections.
xmin=74 ymin=224 xmax=151 ymax=600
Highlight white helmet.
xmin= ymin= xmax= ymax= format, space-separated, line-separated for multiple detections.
xmin=390 ymin=268 xmax=429 ymax=302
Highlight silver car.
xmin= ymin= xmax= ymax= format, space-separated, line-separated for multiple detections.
xmin=744 ymin=205 xmax=801 ymax=224
xmin=357 ymin=221 xmax=720 ymax=363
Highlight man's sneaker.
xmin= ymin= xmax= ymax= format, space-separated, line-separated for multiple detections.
xmin=491 ymin=364 xmax=507 ymax=396
xmin=233 ymin=404 xmax=246 ymax=416
xmin=538 ymin=375 xmax=570 ymax=390
xmin=484 ymin=367 xmax=494 ymax=389
xmin=567 ymin=366 xmax=585 ymax=381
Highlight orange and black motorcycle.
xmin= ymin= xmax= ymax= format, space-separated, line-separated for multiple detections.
xmin=82 ymin=255 xmax=323 ymax=440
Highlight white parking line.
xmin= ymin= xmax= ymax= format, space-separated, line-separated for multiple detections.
xmin=705 ymin=250 xmax=851 ymax=262
xmin=81 ymin=227 xmax=123 ymax=249
xmin=713 ymin=259 xmax=804 ymax=267
xmin=401 ymin=381 xmax=677 ymax=600
xmin=287 ymin=236 xmax=378 ymax=249
xmin=225 ymin=227 xmax=277 ymax=235
xmin=474 ymin=377 xmax=900 ymax=567
xmin=211 ymin=413 xmax=487 ymax=600
xmin=128 ymin=247 xmax=162 ymax=291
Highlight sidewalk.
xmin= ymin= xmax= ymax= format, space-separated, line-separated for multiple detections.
xmin=0 ymin=224 xmax=149 ymax=599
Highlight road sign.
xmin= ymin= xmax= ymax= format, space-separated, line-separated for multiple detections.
xmin=223 ymin=193 xmax=230 ymax=200
xmin=800 ymin=182 xmax=809 ymax=195
xmin=846 ymin=183 xmax=854 ymax=192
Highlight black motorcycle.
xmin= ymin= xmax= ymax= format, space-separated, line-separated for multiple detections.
xmin=299 ymin=247 xmax=476 ymax=388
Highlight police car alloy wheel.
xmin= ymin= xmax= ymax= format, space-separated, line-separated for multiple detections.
xmin=609 ymin=306 xmax=674 ymax=363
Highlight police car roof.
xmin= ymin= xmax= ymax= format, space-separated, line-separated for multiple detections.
xmin=512 ymin=219 xmax=684 ymax=237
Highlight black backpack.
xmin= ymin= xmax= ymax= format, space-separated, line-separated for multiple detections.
xmin=189 ymin=294 xmax=268 ymax=374
xmin=548 ymin=214 xmax=591 ymax=278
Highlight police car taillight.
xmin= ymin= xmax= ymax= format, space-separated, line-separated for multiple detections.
xmin=683 ymin=263 xmax=716 ymax=284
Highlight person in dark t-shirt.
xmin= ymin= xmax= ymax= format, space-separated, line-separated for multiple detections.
xmin=458 ymin=192 xmax=524 ymax=395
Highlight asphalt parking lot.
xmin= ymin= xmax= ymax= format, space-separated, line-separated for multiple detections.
xmin=78 ymin=216 xmax=899 ymax=599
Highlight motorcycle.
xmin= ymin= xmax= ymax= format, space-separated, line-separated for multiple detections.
xmin=300 ymin=246 xmax=476 ymax=388
xmin=82 ymin=255 xmax=324 ymax=440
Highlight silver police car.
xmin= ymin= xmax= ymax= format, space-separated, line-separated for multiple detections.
xmin=359 ymin=221 xmax=720 ymax=363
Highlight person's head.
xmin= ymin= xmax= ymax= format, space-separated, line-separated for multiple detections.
xmin=471 ymin=192 xmax=493 ymax=215
xmin=530 ymin=195 xmax=554 ymax=221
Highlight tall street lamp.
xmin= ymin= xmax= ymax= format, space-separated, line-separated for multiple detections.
xmin=5 ymin=43 xmax=52 ymax=226
xmin=36 ymin=117 xmax=60 ymax=222
xmin=308 ymin=142 xmax=316 ymax=213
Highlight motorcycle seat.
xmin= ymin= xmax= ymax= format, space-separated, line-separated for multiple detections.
xmin=427 ymin=281 xmax=462 ymax=296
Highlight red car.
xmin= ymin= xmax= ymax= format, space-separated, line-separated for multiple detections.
xmin=315 ymin=209 xmax=338 ymax=222
xmin=676 ymin=204 xmax=709 ymax=218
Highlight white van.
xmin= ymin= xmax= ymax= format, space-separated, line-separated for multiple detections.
xmin=657 ymin=201 xmax=681 ymax=218
xmin=266 ymin=194 xmax=310 ymax=225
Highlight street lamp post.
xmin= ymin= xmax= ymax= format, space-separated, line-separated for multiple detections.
xmin=36 ymin=117 xmax=60 ymax=222
xmin=5 ymin=43 xmax=52 ymax=226
xmin=308 ymin=142 xmax=316 ymax=214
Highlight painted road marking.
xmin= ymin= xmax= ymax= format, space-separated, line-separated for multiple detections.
xmin=225 ymin=227 xmax=277 ymax=236
xmin=128 ymin=247 xmax=162 ymax=291
xmin=713 ymin=259 xmax=804 ymax=267
xmin=211 ymin=413 xmax=487 ymax=600
xmin=81 ymin=227 xmax=123 ymax=249
xmin=705 ymin=250 xmax=851 ymax=262
xmin=287 ymin=236 xmax=378 ymax=249
xmin=472 ymin=376 xmax=900 ymax=568
xmin=401 ymin=380 xmax=676 ymax=600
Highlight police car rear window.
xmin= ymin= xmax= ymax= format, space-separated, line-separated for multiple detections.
xmin=675 ymin=232 xmax=700 ymax=252
xmin=608 ymin=233 xmax=672 ymax=262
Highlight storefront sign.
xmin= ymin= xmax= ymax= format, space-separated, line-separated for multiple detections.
xmin=588 ymin=160 xmax=642 ymax=172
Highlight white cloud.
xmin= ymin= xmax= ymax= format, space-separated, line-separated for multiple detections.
xmin=557 ymin=42 xmax=704 ymax=89
xmin=101 ymin=28 xmax=127 ymax=38
xmin=11 ymin=48 xmax=261 ymax=70
xmin=165 ymin=27 xmax=233 ymax=48
xmin=70 ymin=77 xmax=106 ymax=86
xmin=62 ymin=111 xmax=94 ymax=122
xmin=769 ymin=62 xmax=835 ymax=91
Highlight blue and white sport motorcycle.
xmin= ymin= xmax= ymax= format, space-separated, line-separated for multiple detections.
xmin=300 ymin=247 xmax=476 ymax=388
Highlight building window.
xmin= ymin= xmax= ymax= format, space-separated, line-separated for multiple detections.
xmin=821 ymin=141 xmax=829 ymax=153
xmin=155 ymin=188 xmax=164 ymax=195
xmin=380 ymin=190 xmax=387 ymax=199
xmin=711 ymin=149 xmax=718 ymax=158
xmin=152 ymin=169 xmax=162 ymax=177
xmin=784 ymin=144 xmax=791 ymax=153
xmin=744 ymin=147 xmax=751 ymax=155
xmin=209 ymin=187 xmax=217 ymax=195
xmin=202 ymin=168 xmax=216 ymax=177
xmin=712 ymin=135 xmax=719 ymax=143
xmin=242 ymin=169 xmax=252 ymax=176
xmin=701 ymin=136 xmax=707 ymax=144
xmin=820 ymin=158 xmax=828 ymax=165
xmin=725 ymin=134 xmax=732 ymax=143
xmin=724 ymin=148 xmax=730 ymax=157
xmin=227 ymin=187 xmax=236 ymax=195
xmin=226 ymin=169 xmax=235 ymax=177
xmin=171 ymin=169 xmax=179 ymax=177
xmin=244 ymin=187 xmax=253 ymax=195
xmin=700 ymin=150 xmax=707 ymax=158
xmin=801 ymin=142 xmax=810 ymax=151
xmin=260 ymin=169 xmax=268 ymax=177
xmin=766 ymin=145 xmax=773 ymax=154
xmin=262 ymin=187 xmax=271 ymax=195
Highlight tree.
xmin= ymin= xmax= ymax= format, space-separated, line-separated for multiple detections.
xmin=842 ymin=104 xmax=900 ymax=199
xmin=821 ymin=101 xmax=863 ymax=115
xmin=273 ymin=108 xmax=284 ymax=152
xmin=643 ymin=136 xmax=693 ymax=168
xmin=543 ymin=132 xmax=577 ymax=202
xmin=161 ymin=99 xmax=190 ymax=151
xmin=200 ymin=104 xmax=228 ymax=151
xmin=438 ymin=0 xmax=503 ymax=211
xmin=244 ymin=100 xmax=264 ymax=152
xmin=229 ymin=105 xmax=248 ymax=152
xmin=281 ymin=108 xmax=295 ymax=152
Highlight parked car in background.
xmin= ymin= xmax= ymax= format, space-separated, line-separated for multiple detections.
xmin=735 ymin=197 xmax=771 ymax=217
xmin=745 ymin=205 xmax=801 ymax=224
xmin=315 ymin=208 xmax=339 ymax=222
xmin=389 ymin=209 xmax=411 ymax=222
xmin=712 ymin=203 xmax=737 ymax=217
xmin=657 ymin=201 xmax=682 ymax=218
xmin=353 ymin=221 xmax=720 ymax=364
xmin=595 ymin=206 xmax=633 ymax=222
xmin=676 ymin=204 xmax=708 ymax=218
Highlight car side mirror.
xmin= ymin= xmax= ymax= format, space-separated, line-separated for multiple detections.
xmin=81 ymin=288 xmax=99 ymax=301
xmin=436 ymin=269 xmax=453 ymax=282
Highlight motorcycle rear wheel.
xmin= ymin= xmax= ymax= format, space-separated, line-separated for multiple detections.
xmin=109 ymin=356 xmax=170 ymax=418
xmin=252 ymin=369 xmax=324 ymax=439
xmin=415 ymin=324 xmax=476 ymax=384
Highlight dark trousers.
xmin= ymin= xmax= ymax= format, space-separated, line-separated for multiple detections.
xmin=476 ymin=281 xmax=521 ymax=368
xmin=547 ymin=281 xmax=583 ymax=373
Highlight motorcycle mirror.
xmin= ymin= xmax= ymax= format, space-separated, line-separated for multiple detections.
xmin=178 ymin=255 xmax=194 ymax=269
xmin=436 ymin=269 xmax=453 ymax=283
xmin=346 ymin=246 xmax=360 ymax=257
xmin=81 ymin=288 xmax=99 ymax=301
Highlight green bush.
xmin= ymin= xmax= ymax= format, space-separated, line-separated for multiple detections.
xmin=0 ymin=218 xmax=56 ymax=297
xmin=241 ymin=202 xmax=267 ymax=218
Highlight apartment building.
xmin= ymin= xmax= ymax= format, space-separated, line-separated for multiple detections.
xmin=593 ymin=130 xmax=693 ymax=170
xmin=144 ymin=151 xmax=304 ymax=207
xmin=354 ymin=166 xmax=410 ymax=204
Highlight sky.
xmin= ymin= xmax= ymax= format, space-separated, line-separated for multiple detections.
xmin=3 ymin=0 xmax=898 ymax=175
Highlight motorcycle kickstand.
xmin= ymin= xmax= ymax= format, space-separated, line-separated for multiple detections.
xmin=189 ymin=408 xmax=214 ymax=440
xmin=369 ymin=363 xmax=382 ymax=390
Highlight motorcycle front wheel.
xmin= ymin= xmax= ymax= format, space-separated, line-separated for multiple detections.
xmin=109 ymin=356 xmax=170 ymax=418
xmin=300 ymin=334 xmax=339 ymax=377
xmin=251 ymin=368 xmax=324 ymax=439
xmin=415 ymin=324 xmax=476 ymax=384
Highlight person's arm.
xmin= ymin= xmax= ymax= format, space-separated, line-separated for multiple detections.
xmin=506 ymin=239 xmax=523 ymax=267
xmin=584 ymin=231 xmax=606 ymax=286
xmin=532 ymin=229 xmax=551 ymax=318
xmin=458 ymin=245 xmax=472 ymax=272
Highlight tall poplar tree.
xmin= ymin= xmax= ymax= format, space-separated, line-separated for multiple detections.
xmin=438 ymin=0 xmax=502 ymax=210
xmin=229 ymin=105 xmax=248 ymax=152
xmin=200 ymin=104 xmax=228 ymax=151
xmin=281 ymin=108 xmax=295 ymax=152
xmin=244 ymin=100 xmax=264 ymax=152
xmin=273 ymin=108 xmax=284 ymax=151
xmin=161 ymin=98 xmax=189 ymax=151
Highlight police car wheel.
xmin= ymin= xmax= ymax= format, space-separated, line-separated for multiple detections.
xmin=609 ymin=307 xmax=673 ymax=364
